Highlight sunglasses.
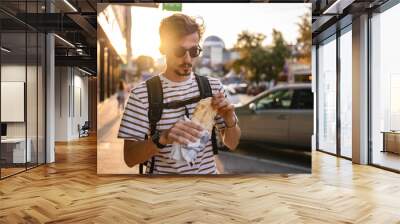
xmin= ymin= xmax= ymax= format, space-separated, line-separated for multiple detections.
xmin=173 ymin=45 xmax=202 ymax=58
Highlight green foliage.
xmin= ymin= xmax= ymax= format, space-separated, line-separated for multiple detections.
xmin=232 ymin=29 xmax=290 ymax=83
xmin=234 ymin=31 xmax=266 ymax=50
xmin=296 ymin=11 xmax=312 ymax=64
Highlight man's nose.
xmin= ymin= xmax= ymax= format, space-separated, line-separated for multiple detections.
xmin=183 ymin=51 xmax=191 ymax=62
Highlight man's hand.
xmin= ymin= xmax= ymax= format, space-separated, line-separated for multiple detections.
xmin=211 ymin=92 xmax=236 ymax=126
xmin=211 ymin=91 xmax=241 ymax=150
xmin=159 ymin=120 xmax=204 ymax=145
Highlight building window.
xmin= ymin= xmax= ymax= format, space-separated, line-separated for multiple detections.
xmin=0 ymin=2 xmax=46 ymax=179
xmin=339 ymin=26 xmax=352 ymax=158
xmin=370 ymin=3 xmax=400 ymax=171
xmin=317 ymin=35 xmax=337 ymax=154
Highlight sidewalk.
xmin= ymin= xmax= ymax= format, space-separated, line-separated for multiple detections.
xmin=97 ymin=92 xmax=139 ymax=174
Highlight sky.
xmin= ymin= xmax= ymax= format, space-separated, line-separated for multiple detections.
xmin=130 ymin=3 xmax=310 ymax=60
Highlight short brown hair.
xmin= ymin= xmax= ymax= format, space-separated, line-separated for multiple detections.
xmin=159 ymin=14 xmax=204 ymax=53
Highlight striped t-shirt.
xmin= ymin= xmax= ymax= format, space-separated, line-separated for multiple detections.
xmin=118 ymin=73 xmax=226 ymax=174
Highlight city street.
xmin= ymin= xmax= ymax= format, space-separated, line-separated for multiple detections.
xmin=217 ymin=142 xmax=311 ymax=174
xmin=97 ymin=92 xmax=139 ymax=174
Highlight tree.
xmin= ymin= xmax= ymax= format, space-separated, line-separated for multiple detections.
xmin=232 ymin=30 xmax=290 ymax=83
xmin=296 ymin=11 xmax=312 ymax=64
xmin=233 ymin=31 xmax=268 ymax=83
xmin=269 ymin=29 xmax=291 ymax=81
xmin=234 ymin=31 xmax=266 ymax=50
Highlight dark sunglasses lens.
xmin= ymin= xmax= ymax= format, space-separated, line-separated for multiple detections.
xmin=174 ymin=46 xmax=201 ymax=57
xmin=174 ymin=47 xmax=187 ymax=57
xmin=189 ymin=47 xmax=201 ymax=57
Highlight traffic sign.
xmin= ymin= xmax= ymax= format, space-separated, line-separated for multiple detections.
xmin=162 ymin=3 xmax=182 ymax=12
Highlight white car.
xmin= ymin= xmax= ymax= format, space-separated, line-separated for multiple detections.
xmin=235 ymin=83 xmax=313 ymax=148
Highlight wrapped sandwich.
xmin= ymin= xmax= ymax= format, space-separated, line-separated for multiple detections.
xmin=170 ymin=97 xmax=217 ymax=165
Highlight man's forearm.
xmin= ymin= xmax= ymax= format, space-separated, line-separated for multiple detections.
xmin=123 ymin=139 xmax=159 ymax=167
xmin=222 ymin=114 xmax=241 ymax=150
xmin=222 ymin=125 xmax=241 ymax=150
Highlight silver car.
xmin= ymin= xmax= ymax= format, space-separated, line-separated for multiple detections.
xmin=235 ymin=83 xmax=313 ymax=148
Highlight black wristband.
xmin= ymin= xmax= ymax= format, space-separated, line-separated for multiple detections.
xmin=151 ymin=131 xmax=167 ymax=148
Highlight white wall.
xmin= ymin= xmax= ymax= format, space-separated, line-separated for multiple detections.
xmin=1 ymin=65 xmax=31 ymax=138
xmin=1 ymin=64 xmax=46 ymax=164
xmin=55 ymin=66 xmax=69 ymax=141
xmin=54 ymin=67 xmax=89 ymax=141
xmin=71 ymin=71 xmax=89 ymax=139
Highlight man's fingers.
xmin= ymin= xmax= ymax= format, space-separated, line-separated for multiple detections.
xmin=212 ymin=93 xmax=224 ymax=102
xmin=211 ymin=97 xmax=221 ymax=105
xmin=213 ymin=94 xmax=224 ymax=100
xmin=216 ymin=100 xmax=228 ymax=109
xmin=171 ymin=121 xmax=203 ymax=142
xmin=168 ymin=132 xmax=189 ymax=145
xmin=212 ymin=93 xmax=224 ymax=100
xmin=180 ymin=120 xmax=203 ymax=132
xmin=212 ymin=97 xmax=224 ymax=109
xmin=219 ymin=104 xmax=234 ymax=114
xmin=187 ymin=121 xmax=204 ymax=132
xmin=173 ymin=128 xmax=198 ymax=142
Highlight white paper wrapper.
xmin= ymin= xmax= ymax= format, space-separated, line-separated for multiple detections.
xmin=170 ymin=116 xmax=210 ymax=166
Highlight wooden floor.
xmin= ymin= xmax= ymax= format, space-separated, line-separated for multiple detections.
xmin=1 ymin=135 xmax=400 ymax=223
xmin=373 ymin=151 xmax=400 ymax=171
xmin=1 ymin=163 xmax=44 ymax=178
xmin=1 ymin=167 xmax=26 ymax=178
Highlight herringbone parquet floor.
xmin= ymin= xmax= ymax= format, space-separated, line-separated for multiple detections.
xmin=1 ymin=135 xmax=400 ymax=224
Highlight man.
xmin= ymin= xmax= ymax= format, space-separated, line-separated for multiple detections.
xmin=118 ymin=14 xmax=241 ymax=174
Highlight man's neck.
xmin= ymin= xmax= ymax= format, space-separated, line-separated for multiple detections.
xmin=163 ymin=67 xmax=191 ymax=83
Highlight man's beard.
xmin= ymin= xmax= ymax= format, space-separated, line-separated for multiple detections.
xmin=174 ymin=63 xmax=192 ymax=76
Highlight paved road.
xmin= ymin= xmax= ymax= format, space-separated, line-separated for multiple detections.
xmin=216 ymin=142 xmax=311 ymax=174
xmin=219 ymin=93 xmax=311 ymax=174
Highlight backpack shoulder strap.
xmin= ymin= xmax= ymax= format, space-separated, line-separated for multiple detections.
xmin=195 ymin=74 xmax=212 ymax=98
xmin=146 ymin=75 xmax=163 ymax=135
xmin=142 ymin=75 xmax=163 ymax=174
xmin=211 ymin=127 xmax=219 ymax=155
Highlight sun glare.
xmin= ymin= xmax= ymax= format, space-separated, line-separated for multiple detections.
xmin=130 ymin=6 xmax=176 ymax=61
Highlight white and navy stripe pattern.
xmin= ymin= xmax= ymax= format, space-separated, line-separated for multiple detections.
xmin=118 ymin=73 xmax=226 ymax=174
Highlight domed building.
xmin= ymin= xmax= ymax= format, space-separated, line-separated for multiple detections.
xmin=195 ymin=35 xmax=237 ymax=77
xmin=202 ymin=35 xmax=225 ymax=59
xmin=203 ymin=35 xmax=225 ymax=46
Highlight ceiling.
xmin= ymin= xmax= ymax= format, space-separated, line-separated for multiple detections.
xmin=311 ymin=0 xmax=389 ymax=43
xmin=1 ymin=0 xmax=395 ymax=74
xmin=0 ymin=0 xmax=97 ymax=74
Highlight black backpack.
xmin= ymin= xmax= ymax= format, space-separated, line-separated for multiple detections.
xmin=140 ymin=74 xmax=220 ymax=174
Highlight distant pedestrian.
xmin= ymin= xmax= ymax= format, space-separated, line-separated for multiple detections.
xmin=117 ymin=80 xmax=126 ymax=112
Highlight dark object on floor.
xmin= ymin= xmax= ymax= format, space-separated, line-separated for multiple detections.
xmin=79 ymin=121 xmax=90 ymax=138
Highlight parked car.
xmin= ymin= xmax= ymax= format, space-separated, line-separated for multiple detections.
xmin=246 ymin=83 xmax=267 ymax=96
xmin=228 ymin=82 xmax=248 ymax=94
xmin=235 ymin=83 xmax=313 ymax=148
